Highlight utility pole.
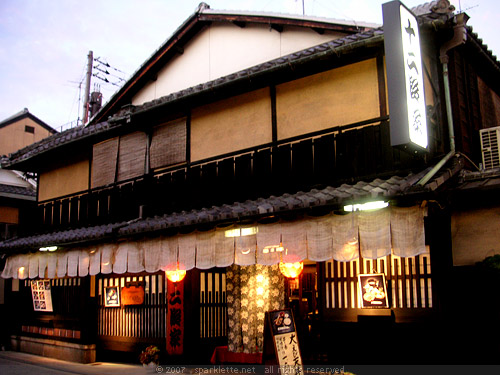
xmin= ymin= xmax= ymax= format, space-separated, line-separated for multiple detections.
xmin=82 ymin=50 xmax=93 ymax=125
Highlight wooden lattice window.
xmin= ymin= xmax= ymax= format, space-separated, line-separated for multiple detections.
xmin=199 ymin=270 xmax=227 ymax=339
xmin=97 ymin=274 xmax=166 ymax=338
xmin=324 ymin=253 xmax=432 ymax=313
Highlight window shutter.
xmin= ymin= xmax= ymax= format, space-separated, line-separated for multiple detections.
xmin=117 ymin=131 xmax=147 ymax=181
xmin=91 ymin=137 xmax=119 ymax=188
xmin=150 ymin=119 xmax=187 ymax=170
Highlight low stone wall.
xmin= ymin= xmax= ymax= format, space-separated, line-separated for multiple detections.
xmin=10 ymin=335 xmax=96 ymax=363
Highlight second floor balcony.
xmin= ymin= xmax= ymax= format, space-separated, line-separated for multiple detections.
xmin=34 ymin=120 xmax=425 ymax=236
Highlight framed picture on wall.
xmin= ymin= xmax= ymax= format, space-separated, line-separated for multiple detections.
xmin=31 ymin=280 xmax=53 ymax=312
xmin=358 ymin=273 xmax=389 ymax=308
xmin=104 ymin=286 xmax=120 ymax=307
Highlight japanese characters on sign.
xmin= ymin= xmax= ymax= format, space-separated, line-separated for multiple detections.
xmin=167 ymin=281 xmax=184 ymax=355
xmin=121 ymin=285 xmax=145 ymax=306
xmin=266 ymin=309 xmax=303 ymax=375
xmin=400 ymin=4 xmax=427 ymax=149
xmin=383 ymin=1 xmax=428 ymax=151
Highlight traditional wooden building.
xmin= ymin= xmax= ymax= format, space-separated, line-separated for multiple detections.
xmin=0 ymin=108 xmax=56 ymax=350
xmin=1 ymin=0 xmax=500 ymax=365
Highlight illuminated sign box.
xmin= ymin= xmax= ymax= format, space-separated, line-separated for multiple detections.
xmin=383 ymin=0 xmax=428 ymax=152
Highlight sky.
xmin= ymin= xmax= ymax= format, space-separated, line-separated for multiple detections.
xmin=0 ymin=0 xmax=498 ymax=132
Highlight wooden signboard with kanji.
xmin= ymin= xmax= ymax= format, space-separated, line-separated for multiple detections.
xmin=262 ymin=308 xmax=303 ymax=374
xmin=121 ymin=285 xmax=145 ymax=306
xmin=166 ymin=281 xmax=184 ymax=355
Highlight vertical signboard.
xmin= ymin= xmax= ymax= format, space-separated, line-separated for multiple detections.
xmin=383 ymin=0 xmax=428 ymax=151
xmin=167 ymin=281 xmax=184 ymax=355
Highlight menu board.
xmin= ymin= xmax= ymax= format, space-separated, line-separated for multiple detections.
xmin=263 ymin=309 xmax=303 ymax=374
xmin=31 ymin=280 xmax=53 ymax=312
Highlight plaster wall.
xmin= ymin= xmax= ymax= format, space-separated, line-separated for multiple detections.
xmin=276 ymin=58 xmax=380 ymax=139
xmin=132 ymin=23 xmax=344 ymax=106
xmin=0 ymin=118 xmax=53 ymax=156
xmin=38 ymin=159 xmax=89 ymax=201
xmin=451 ymin=206 xmax=500 ymax=266
xmin=191 ymin=88 xmax=272 ymax=161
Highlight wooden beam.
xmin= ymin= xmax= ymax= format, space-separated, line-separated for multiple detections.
xmin=271 ymin=23 xmax=283 ymax=33
xmin=233 ymin=20 xmax=246 ymax=28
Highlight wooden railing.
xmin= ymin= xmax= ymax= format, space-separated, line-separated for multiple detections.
xmin=35 ymin=120 xmax=424 ymax=234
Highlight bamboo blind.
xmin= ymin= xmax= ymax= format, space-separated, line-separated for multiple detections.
xmin=117 ymin=131 xmax=147 ymax=182
xmin=150 ymin=119 xmax=187 ymax=170
xmin=91 ymin=137 xmax=119 ymax=188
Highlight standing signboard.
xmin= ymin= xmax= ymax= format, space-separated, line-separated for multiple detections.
xmin=262 ymin=308 xmax=303 ymax=374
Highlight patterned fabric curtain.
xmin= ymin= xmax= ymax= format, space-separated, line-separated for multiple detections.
xmin=226 ymin=264 xmax=285 ymax=354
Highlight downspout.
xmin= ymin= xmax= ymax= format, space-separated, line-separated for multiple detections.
xmin=418 ymin=13 xmax=469 ymax=186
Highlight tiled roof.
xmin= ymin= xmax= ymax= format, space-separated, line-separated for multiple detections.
xmin=4 ymin=1 xmax=494 ymax=171
xmin=0 ymin=108 xmax=56 ymax=134
xmin=0 ymin=183 xmax=36 ymax=198
xmin=3 ymin=121 xmax=114 ymax=167
xmin=0 ymin=169 xmax=431 ymax=252
xmin=3 ymin=27 xmax=383 ymax=169
xmin=0 ymin=222 xmax=127 ymax=251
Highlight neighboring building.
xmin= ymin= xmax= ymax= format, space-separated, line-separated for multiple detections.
xmin=0 ymin=108 xmax=56 ymax=350
xmin=1 ymin=0 xmax=500 ymax=365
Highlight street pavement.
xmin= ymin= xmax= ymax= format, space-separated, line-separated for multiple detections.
xmin=0 ymin=350 xmax=148 ymax=375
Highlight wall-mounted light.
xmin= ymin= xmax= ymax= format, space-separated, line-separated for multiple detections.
xmin=344 ymin=201 xmax=389 ymax=212
xmin=39 ymin=246 xmax=58 ymax=252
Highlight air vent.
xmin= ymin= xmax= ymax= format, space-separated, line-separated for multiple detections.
xmin=480 ymin=127 xmax=500 ymax=170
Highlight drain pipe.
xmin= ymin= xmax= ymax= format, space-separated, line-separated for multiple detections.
xmin=418 ymin=13 xmax=469 ymax=186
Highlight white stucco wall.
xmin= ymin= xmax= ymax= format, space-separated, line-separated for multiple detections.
xmin=132 ymin=23 xmax=344 ymax=106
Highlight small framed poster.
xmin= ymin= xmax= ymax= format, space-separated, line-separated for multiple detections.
xmin=104 ymin=286 xmax=120 ymax=307
xmin=31 ymin=280 xmax=53 ymax=312
xmin=358 ymin=274 xmax=389 ymax=308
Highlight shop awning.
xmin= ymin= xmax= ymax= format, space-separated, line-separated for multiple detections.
xmin=1 ymin=205 xmax=427 ymax=279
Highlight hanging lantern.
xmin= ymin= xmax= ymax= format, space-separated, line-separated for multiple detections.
xmin=165 ymin=263 xmax=186 ymax=283
xmin=279 ymin=261 xmax=304 ymax=278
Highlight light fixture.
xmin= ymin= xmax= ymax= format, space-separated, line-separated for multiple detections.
xmin=225 ymin=227 xmax=258 ymax=238
xmin=279 ymin=261 xmax=304 ymax=279
xmin=165 ymin=262 xmax=186 ymax=283
xmin=39 ymin=246 xmax=58 ymax=252
xmin=344 ymin=201 xmax=389 ymax=212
